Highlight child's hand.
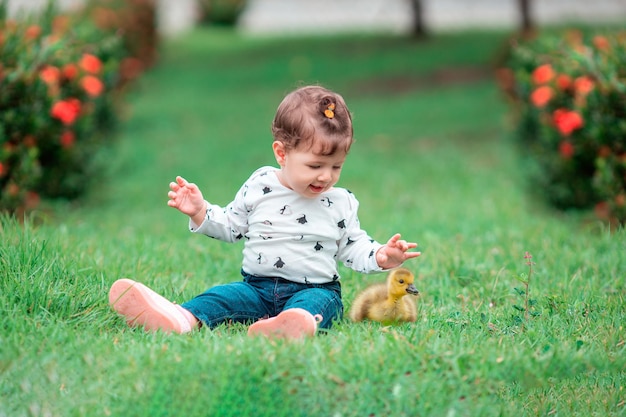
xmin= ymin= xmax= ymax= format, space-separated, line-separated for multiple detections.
xmin=376 ymin=233 xmax=421 ymax=270
xmin=167 ymin=176 xmax=206 ymax=221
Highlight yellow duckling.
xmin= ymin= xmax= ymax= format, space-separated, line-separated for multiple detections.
xmin=349 ymin=268 xmax=419 ymax=325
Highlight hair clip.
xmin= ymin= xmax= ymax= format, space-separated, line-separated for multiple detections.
xmin=324 ymin=103 xmax=335 ymax=119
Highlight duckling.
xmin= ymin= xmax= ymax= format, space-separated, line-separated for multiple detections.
xmin=349 ymin=268 xmax=419 ymax=325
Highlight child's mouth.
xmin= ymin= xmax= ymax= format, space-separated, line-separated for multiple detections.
xmin=309 ymin=185 xmax=324 ymax=193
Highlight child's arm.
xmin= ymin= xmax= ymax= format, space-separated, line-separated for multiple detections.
xmin=167 ymin=176 xmax=207 ymax=226
xmin=375 ymin=233 xmax=421 ymax=270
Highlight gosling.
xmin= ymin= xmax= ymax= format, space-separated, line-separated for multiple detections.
xmin=349 ymin=268 xmax=419 ymax=325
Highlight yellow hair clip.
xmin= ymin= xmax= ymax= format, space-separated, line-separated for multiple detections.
xmin=324 ymin=103 xmax=335 ymax=119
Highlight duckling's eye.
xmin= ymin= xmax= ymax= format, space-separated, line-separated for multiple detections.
xmin=399 ymin=279 xmax=405 ymax=284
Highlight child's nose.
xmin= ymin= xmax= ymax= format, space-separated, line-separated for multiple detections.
xmin=318 ymin=169 xmax=332 ymax=182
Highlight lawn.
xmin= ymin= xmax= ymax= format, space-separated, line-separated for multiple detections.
xmin=1 ymin=27 xmax=625 ymax=416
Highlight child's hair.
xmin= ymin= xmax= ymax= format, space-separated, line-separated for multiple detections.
xmin=271 ymin=85 xmax=353 ymax=155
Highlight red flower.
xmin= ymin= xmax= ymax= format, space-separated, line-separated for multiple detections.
xmin=553 ymin=109 xmax=583 ymax=136
xmin=556 ymin=74 xmax=572 ymax=91
xmin=80 ymin=75 xmax=104 ymax=97
xmin=62 ymin=63 xmax=78 ymax=80
xmin=39 ymin=65 xmax=61 ymax=85
xmin=559 ymin=140 xmax=575 ymax=159
xmin=51 ymin=98 xmax=81 ymax=125
xmin=593 ymin=35 xmax=610 ymax=52
xmin=0 ymin=162 xmax=5 ymax=177
xmin=25 ymin=25 xmax=41 ymax=40
xmin=80 ymin=53 xmax=102 ymax=74
xmin=532 ymin=64 xmax=554 ymax=85
xmin=530 ymin=85 xmax=553 ymax=108
xmin=574 ymin=76 xmax=594 ymax=96
xmin=60 ymin=131 xmax=75 ymax=148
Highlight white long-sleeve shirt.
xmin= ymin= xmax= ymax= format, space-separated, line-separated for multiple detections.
xmin=190 ymin=166 xmax=383 ymax=284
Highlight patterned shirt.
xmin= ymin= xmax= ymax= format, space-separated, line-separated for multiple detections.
xmin=190 ymin=166 xmax=383 ymax=284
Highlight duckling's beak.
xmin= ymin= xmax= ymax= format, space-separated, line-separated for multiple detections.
xmin=406 ymin=283 xmax=419 ymax=295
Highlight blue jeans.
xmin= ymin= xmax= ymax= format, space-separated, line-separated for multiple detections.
xmin=181 ymin=270 xmax=343 ymax=330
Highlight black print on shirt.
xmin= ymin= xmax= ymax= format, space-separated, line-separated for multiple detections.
xmin=321 ymin=197 xmax=333 ymax=207
xmin=279 ymin=205 xmax=291 ymax=215
xmin=296 ymin=215 xmax=307 ymax=224
xmin=274 ymin=257 xmax=285 ymax=268
xmin=314 ymin=242 xmax=323 ymax=251
xmin=262 ymin=186 xmax=272 ymax=194
xmin=346 ymin=237 xmax=356 ymax=245
xmin=337 ymin=219 xmax=346 ymax=229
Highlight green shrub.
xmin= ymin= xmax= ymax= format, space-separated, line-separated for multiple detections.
xmin=197 ymin=0 xmax=247 ymax=26
xmin=500 ymin=29 xmax=626 ymax=226
xmin=0 ymin=1 xmax=156 ymax=214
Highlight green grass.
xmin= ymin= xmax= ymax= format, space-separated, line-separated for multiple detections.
xmin=2 ymin=28 xmax=625 ymax=416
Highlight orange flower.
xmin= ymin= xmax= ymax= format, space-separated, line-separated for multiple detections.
xmin=556 ymin=74 xmax=572 ymax=91
xmin=574 ymin=76 xmax=594 ymax=96
xmin=80 ymin=75 xmax=104 ymax=97
xmin=51 ymin=98 xmax=81 ymax=125
xmin=532 ymin=64 xmax=555 ymax=85
xmin=52 ymin=15 xmax=70 ymax=36
xmin=60 ymin=131 xmax=76 ymax=148
xmin=559 ymin=140 xmax=575 ymax=159
xmin=80 ymin=53 xmax=102 ymax=74
xmin=62 ymin=63 xmax=78 ymax=80
xmin=24 ymin=25 xmax=41 ymax=40
xmin=39 ymin=65 xmax=61 ymax=85
xmin=553 ymin=109 xmax=583 ymax=136
xmin=530 ymin=85 xmax=553 ymax=108
xmin=593 ymin=35 xmax=610 ymax=52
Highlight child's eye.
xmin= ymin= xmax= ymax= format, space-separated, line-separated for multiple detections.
xmin=309 ymin=165 xmax=321 ymax=169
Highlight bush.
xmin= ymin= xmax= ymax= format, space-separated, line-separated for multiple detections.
xmin=197 ymin=0 xmax=246 ymax=26
xmin=0 ymin=1 xmax=156 ymax=215
xmin=499 ymin=28 xmax=626 ymax=226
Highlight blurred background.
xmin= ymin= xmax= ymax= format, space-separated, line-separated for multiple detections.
xmin=8 ymin=0 xmax=626 ymax=37
xmin=1 ymin=0 xmax=625 ymax=225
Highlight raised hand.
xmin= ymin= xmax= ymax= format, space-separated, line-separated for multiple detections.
xmin=167 ymin=176 xmax=206 ymax=221
xmin=375 ymin=233 xmax=421 ymax=270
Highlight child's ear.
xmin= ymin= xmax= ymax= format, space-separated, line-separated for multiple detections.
xmin=272 ymin=141 xmax=287 ymax=166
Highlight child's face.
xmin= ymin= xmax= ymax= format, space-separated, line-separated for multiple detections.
xmin=273 ymin=141 xmax=347 ymax=198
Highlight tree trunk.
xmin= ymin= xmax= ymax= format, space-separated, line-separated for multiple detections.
xmin=409 ymin=0 xmax=427 ymax=38
xmin=518 ymin=0 xmax=533 ymax=34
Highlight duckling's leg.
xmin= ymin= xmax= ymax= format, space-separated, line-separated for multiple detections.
xmin=247 ymin=308 xmax=322 ymax=340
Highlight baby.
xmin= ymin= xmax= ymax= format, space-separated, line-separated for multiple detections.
xmin=109 ymin=85 xmax=420 ymax=339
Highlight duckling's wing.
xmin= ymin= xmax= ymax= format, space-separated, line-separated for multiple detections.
xmin=349 ymin=284 xmax=387 ymax=322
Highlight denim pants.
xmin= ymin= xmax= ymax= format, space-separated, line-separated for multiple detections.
xmin=181 ymin=270 xmax=343 ymax=330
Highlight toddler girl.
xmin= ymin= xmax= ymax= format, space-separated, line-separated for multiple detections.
xmin=109 ymin=85 xmax=420 ymax=339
